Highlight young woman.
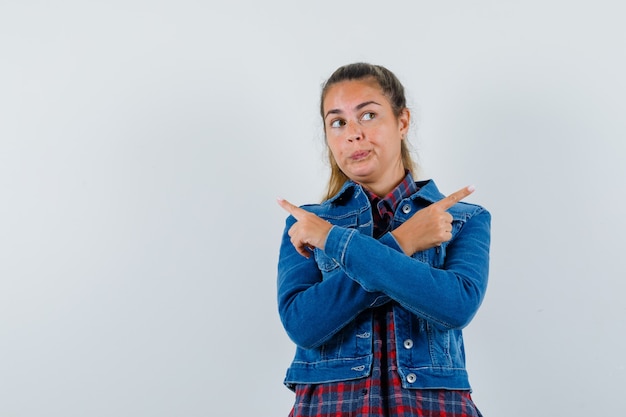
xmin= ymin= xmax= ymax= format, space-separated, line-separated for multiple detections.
xmin=277 ymin=63 xmax=491 ymax=417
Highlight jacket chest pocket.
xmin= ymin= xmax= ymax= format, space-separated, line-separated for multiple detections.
xmin=413 ymin=247 xmax=442 ymax=268
xmin=412 ymin=219 xmax=464 ymax=268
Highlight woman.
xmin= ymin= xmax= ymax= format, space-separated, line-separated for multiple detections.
xmin=277 ymin=63 xmax=491 ymax=416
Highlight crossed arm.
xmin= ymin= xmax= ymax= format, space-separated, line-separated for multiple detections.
xmin=276 ymin=186 xmax=490 ymax=349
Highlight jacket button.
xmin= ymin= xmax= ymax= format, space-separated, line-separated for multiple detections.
xmin=401 ymin=204 xmax=411 ymax=214
xmin=403 ymin=339 xmax=414 ymax=349
xmin=406 ymin=373 xmax=417 ymax=383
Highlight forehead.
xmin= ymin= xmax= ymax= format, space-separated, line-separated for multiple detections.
xmin=323 ymin=78 xmax=388 ymax=111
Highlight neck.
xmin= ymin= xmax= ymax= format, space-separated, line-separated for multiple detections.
xmin=360 ymin=166 xmax=406 ymax=197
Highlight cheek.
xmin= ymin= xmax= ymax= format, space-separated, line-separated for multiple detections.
xmin=327 ymin=144 xmax=349 ymax=171
xmin=326 ymin=139 xmax=343 ymax=160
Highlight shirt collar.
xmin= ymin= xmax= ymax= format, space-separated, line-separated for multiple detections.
xmin=363 ymin=170 xmax=419 ymax=215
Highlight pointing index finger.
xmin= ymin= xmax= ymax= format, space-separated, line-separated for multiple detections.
xmin=434 ymin=185 xmax=475 ymax=211
xmin=277 ymin=197 xmax=306 ymax=220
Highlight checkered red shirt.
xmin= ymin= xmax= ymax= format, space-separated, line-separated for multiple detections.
xmin=288 ymin=172 xmax=483 ymax=417
xmin=365 ymin=171 xmax=418 ymax=238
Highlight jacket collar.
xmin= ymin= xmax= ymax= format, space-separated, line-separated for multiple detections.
xmin=328 ymin=178 xmax=445 ymax=206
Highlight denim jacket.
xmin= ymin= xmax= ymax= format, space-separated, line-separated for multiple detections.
xmin=277 ymin=179 xmax=491 ymax=390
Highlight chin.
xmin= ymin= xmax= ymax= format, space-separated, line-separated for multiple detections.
xmin=345 ymin=164 xmax=376 ymax=178
xmin=347 ymin=172 xmax=376 ymax=183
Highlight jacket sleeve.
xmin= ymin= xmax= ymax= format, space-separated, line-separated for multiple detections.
xmin=324 ymin=208 xmax=491 ymax=330
xmin=277 ymin=215 xmax=389 ymax=349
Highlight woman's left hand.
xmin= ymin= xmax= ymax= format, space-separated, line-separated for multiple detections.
xmin=278 ymin=198 xmax=332 ymax=258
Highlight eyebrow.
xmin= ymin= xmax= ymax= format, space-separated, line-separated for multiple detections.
xmin=324 ymin=100 xmax=382 ymax=120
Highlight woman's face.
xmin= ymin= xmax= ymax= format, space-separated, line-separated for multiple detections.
xmin=322 ymin=77 xmax=410 ymax=196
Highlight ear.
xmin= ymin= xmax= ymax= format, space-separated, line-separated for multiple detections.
xmin=398 ymin=108 xmax=410 ymax=138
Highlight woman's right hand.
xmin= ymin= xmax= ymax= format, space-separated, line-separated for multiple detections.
xmin=277 ymin=198 xmax=332 ymax=258
xmin=391 ymin=185 xmax=475 ymax=255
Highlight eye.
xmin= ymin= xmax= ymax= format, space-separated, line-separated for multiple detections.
xmin=330 ymin=119 xmax=346 ymax=128
xmin=361 ymin=112 xmax=376 ymax=121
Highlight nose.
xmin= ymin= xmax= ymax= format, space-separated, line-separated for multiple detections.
xmin=346 ymin=121 xmax=362 ymax=142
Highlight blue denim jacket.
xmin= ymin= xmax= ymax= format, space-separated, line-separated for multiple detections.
xmin=277 ymin=179 xmax=490 ymax=390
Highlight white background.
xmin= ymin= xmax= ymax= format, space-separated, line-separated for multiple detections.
xmin=1 ymin=1 xmax=625 ymax=416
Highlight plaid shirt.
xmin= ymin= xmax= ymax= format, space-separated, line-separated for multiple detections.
xmin=364 ymin=171 xmax=419 ymax=239
xmin=289 ymin=172 xmax=483 ymax=417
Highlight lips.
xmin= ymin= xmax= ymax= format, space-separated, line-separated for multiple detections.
xmin=350 ymin=150 xmax=370 ymax=161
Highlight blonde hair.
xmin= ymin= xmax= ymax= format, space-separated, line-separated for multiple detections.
xmin=320 ymin=63 xmax=417 ymax=200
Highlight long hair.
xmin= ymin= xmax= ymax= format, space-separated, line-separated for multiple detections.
xmin=320 ymin=63 xmax=417 ymax=200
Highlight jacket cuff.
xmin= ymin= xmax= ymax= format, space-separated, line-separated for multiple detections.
xmin=377 ymin=232 xmax=404 ymax=252
xmin=323 ymin=225 xmax=356 ymax=265
xmin=324 ymin=227 xmax=404 ymax=264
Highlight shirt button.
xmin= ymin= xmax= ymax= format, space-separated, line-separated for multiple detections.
xmin=401 ymin=204 xmax=411 ymax=214
xmin=406 ymin=373 xmax=417 ymax=383
xmin=403 ymin=339 xmax=414 ymax=349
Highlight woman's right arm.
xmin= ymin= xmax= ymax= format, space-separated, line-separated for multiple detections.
xmin=277 ymin=216 xmax=388 ymax=349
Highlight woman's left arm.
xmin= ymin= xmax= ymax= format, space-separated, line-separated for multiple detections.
xmin=324 ymin=208 xmax=491 ymax=330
